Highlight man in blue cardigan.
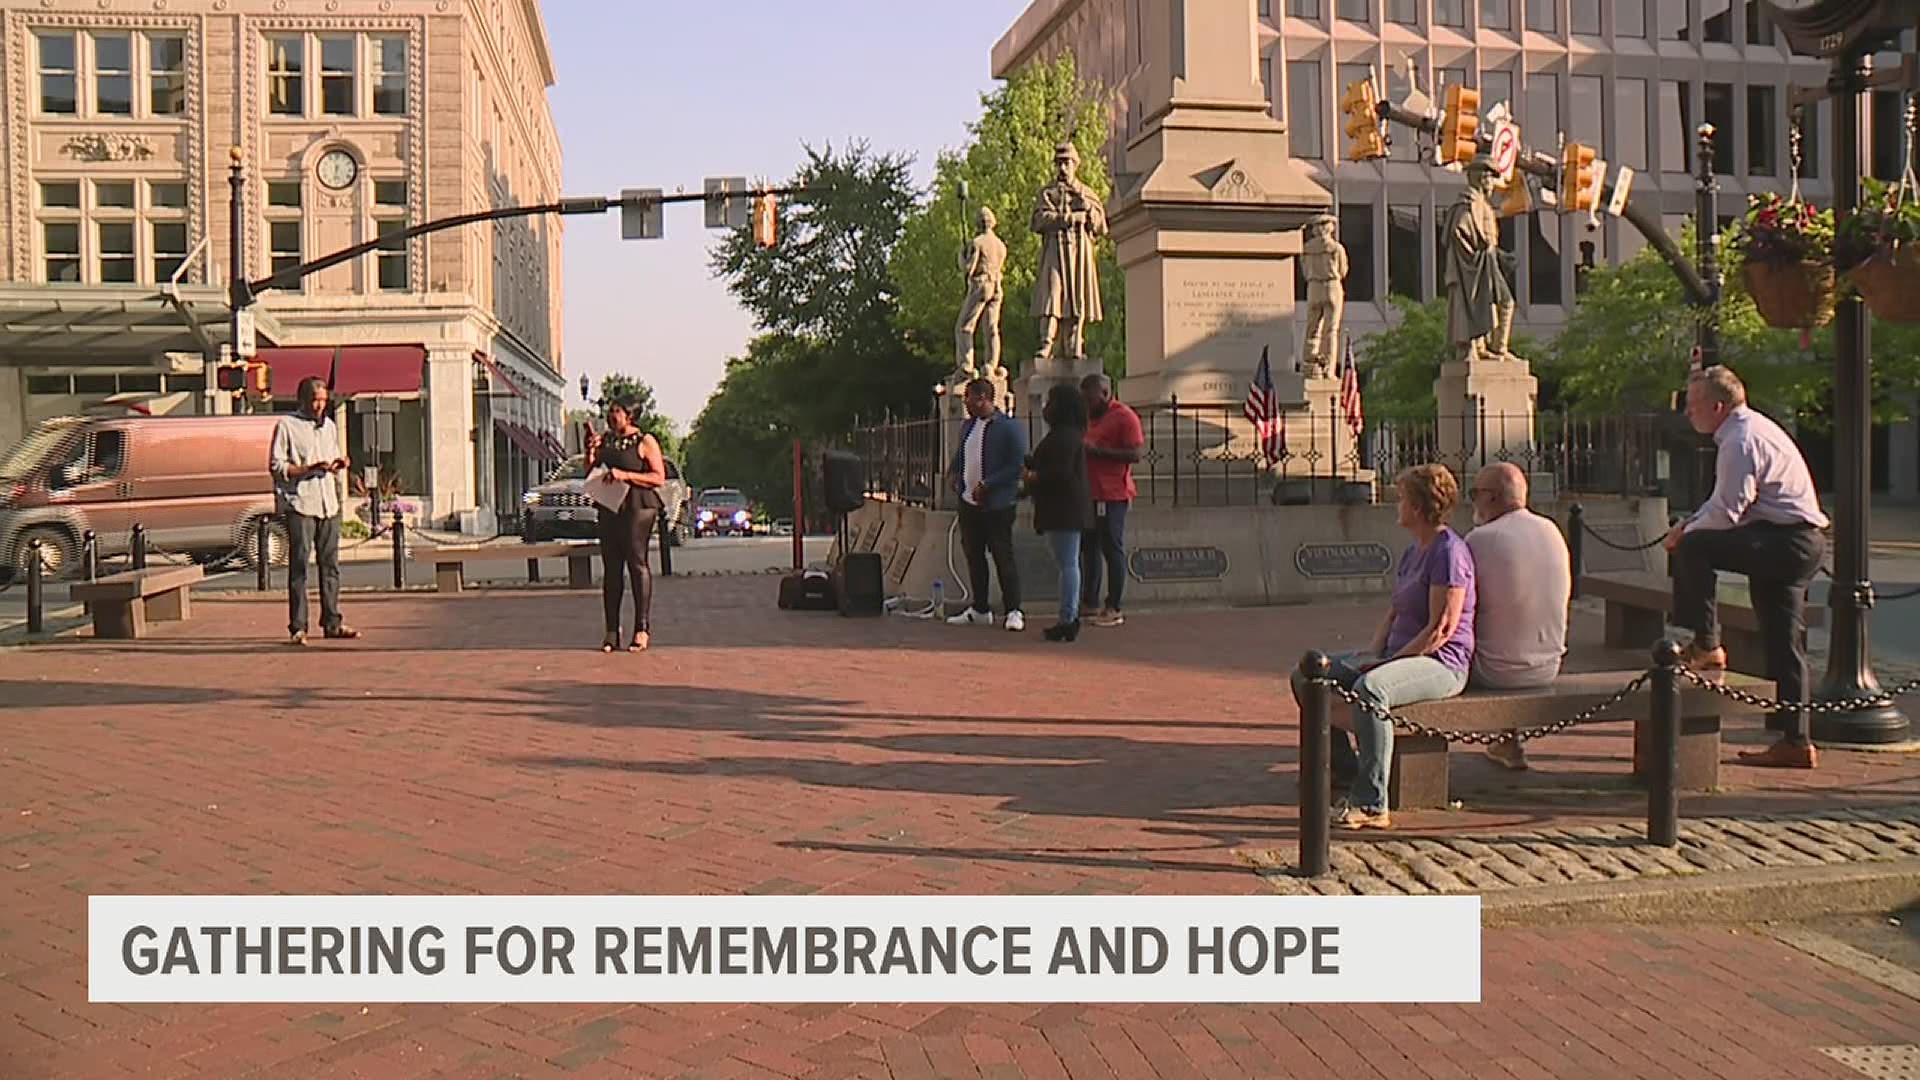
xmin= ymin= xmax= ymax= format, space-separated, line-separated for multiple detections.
xmin=947 ymin=378 xmax=1029 ymax=630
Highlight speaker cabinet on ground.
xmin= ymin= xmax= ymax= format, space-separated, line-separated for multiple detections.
xmin=835 ymin=552 xmax=884 ymax=617
xmin=822 ymin=450 xmax=866 ymax=514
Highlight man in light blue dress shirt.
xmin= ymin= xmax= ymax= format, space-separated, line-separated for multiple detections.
xmin=1664 ymin=366 xmax=1828 ymax=769
xmin=269 ymin=376 xmax=360 ymax=646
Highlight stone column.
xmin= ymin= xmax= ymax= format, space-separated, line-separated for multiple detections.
xmin=0 ymin=369 xmax=23 ymax=450
xmin=425 ymin=346 xmax=476 ymax=528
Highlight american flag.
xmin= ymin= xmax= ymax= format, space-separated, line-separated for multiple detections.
xmin=1339 ymin=338 xmax=1364 ymax=439
xmin=1245 ymin=346 xmax=1285 ymax=465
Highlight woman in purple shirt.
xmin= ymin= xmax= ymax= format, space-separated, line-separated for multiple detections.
xmin=1289 ymin=463 xmax=1476 ymax=829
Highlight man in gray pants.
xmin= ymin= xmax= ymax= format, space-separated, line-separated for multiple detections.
xmin=269 ymin=376 xmax=360 ymax=645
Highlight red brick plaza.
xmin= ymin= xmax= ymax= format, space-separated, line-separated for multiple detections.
xmin=3 ymin=578 xmax=1918 ymax=1078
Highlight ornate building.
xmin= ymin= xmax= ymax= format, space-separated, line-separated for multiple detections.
xmin=0 ymin=0 xmax=567 ymax=528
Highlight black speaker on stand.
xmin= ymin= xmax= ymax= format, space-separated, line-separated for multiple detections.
xmin=821 ymin=450 xmax=882 ymax=616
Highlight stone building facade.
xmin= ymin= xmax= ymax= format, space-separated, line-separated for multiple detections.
xmin=0 ymin=0 xmax=566 ymax=529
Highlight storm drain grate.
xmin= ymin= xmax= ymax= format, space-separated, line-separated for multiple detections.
xmin=1820 ymin=1046 xmax=1920 ymax=1080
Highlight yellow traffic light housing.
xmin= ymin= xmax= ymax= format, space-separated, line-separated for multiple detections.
xmin=1341 ymin=78 xmax=1387 ymax=161
xmin=751 ymin=193 xmax=777 ymax=248
xmin=1440 ymin=85 xmax=1481 ymax=165
xmin=246 ymin=361 xmax=271 ymax=403
xmin=1562 ymin=142 xmax=1600 ymax=212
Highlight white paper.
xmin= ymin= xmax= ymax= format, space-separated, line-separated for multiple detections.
xmin=584 ymin=466 xmax=628 ymax=513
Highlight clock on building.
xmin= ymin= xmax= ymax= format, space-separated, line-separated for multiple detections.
xmin=316 ymin=149 xmax=359 ymax=191
xmin=1762 ymin=0 xmax=1920 ymax=55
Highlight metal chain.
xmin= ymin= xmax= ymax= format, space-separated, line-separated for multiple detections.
xmin=1310 ymin=670 xmax=1653 ymax=745
xmin=1675 ymin=666 xmax=1920 ymax=713
xmin=1578 ymin=518 xmax=1667 ymax=553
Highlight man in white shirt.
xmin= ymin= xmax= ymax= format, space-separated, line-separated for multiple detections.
xmin=1664 ymin=365 xmax=1828 ymax=769
xmin=1466 ymin=463 xmax=1570 ymax=770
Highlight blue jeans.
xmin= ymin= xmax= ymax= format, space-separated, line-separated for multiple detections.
xmin=1045 ymin=528 xmax=1082 ymax=625
xmin=1080 ymin=500 xmax=1129 ymax=611
xmin=1300 ymin=650 xmax=1468 ymax=813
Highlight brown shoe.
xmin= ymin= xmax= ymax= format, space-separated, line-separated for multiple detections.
xmin=1736 ymin=737 xmax=1818 ymax=769
xmin=323 ymin=625 xmax=361 ymax=640
xmin=1485 ymin=738 xmax=1529 ymax=771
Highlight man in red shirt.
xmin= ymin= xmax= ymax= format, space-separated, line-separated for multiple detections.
xmin=1080 ymin=373 xmax=1144 ymax=627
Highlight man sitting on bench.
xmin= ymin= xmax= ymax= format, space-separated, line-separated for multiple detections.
xmin=1664 ymin=365 xmax=1827 ymax=769
xmin=1465 ymin=463 xmax=1571 ymax=771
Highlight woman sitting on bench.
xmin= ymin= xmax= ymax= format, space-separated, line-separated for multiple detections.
xmin=1290 ymin=463 xmax=1477 ymax=830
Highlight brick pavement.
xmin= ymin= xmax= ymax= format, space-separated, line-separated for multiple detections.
xmin=3 ymin=577 xmax=1919 ymax=1078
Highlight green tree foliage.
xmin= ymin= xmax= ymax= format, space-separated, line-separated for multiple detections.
xmin=594 ymin=373 xmax=679 ymax=459
xmin=890 ymin=54 xmax=1124 ymax=380
xmin=1359 ymin=296 xmax=1538 ymax=418
xmin=680 ymin=335 xmax=820 ymax=508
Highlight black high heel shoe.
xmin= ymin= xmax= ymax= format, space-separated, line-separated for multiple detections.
xmin=601 ymin=631 xmax=621 ymax=653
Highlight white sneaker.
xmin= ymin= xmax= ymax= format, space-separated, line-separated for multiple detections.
xmin=1005 ymin=610 xmax=1026 ymax=632
xmin=947 ymin=608 xmax=994 ymax=626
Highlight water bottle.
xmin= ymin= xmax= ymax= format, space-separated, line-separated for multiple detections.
xmin=931 ymin=580 xmax=945 ymax=619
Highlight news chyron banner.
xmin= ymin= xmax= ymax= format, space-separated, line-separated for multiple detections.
xmin=91 ymin=896 xmax=1480 ymax=1003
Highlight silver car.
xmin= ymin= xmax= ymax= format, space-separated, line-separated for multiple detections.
xmin=520 ymin=454 xmax=690 ymax=545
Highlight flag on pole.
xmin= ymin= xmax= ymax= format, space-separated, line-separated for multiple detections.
xmin=1245 ymin=346 xmax=1285 ymax=465
xmin=1340 ymin=338 xmax=1364 ymax=439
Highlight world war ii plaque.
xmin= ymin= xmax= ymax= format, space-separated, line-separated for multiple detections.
xmin=1294 ymin=542 xmax=1392 ymax=579
xmin=1129 ymin=546 xmax=1230 ymax=582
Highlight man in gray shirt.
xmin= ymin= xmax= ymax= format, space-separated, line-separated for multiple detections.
xmin=269 ymin=376 xmax=358 ymax=645
xmin=1665 ymin=365 xmax=1827 ymax=768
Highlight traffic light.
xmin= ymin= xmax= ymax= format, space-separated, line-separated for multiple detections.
xmin=1562 ymin=142 xmax=1600 ymax=212
xmin=247 ymin=362 xmax=271 ymax=402
xmin=751 ymin=193 xmax=778 ymax=248
xmin=215 ymin=364 xmax=246 ymax=392
xmin=1340 ymin=77 xmax=1387 ymax=161
xmin=1439 ymin=85 xmax=1481 ymax=165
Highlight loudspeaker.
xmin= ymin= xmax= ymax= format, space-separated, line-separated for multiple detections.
xmin=822 ymin=450 xmax=866 ymax=514
xmin=835 ymin=552 xmax=884 ymax=617
xmin=778 ymin=569 xmax=837 ymax=611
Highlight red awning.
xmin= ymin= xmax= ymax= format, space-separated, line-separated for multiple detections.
xmin=259 ymin=345 xmax=426 ymax=399
xmin=474 ymin=352 xmax=526 ymax=399
xmin=539 ymin=432 xmax=565 ymax=459
xmin=494 ymin=419 xmax=558 ymax=462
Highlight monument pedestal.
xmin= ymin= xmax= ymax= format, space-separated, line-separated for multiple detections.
xmin=1434 ymin=359 xmax=1540 ymax=479
xmin=1016 ymin=357 xmax=1104 ymax=441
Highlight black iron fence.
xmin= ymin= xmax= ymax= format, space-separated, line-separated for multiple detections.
xmin=829 ymin=404 xmax=1708 ymax=509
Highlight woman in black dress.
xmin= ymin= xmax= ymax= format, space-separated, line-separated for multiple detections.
xmin=584 ymin=401 xmax=667 ymax=652
xmin=1024 ymin=383 xmax=1095 ymax=641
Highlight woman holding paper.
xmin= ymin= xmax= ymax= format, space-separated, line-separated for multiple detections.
xmin=584 ymin=401 xmax=667 ymax=652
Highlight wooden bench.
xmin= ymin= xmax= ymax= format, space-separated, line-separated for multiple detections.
xmin=1580 ymin=571 xmax=1826 ymax=677
xmin=1377 ymin=668 xmax=1769 ymax=808
xmin=416 ymin=541 xmax=597 ymax=593
xmin=68 ymin=565 xmax=203 ymax=640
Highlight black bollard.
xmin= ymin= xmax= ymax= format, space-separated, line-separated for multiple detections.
xmin=25 ymin=539 xmax=44 ymax=635
xmin=1297 ymin=651 xmax=1332 ymax=878
xmin=391 ymin=508 xmax=405 ymax=590
xmin=1648 ymin=639 xmax=1682 ymax=847
xmin=82 ymin=530 xmax=98 ymax=582
xmin=256 ymin=519 xmax=272 ymax=592
xmin=657 ymin=510 xmax=674 ymax=577
xmin=130 ymin=524 xmax=147 ymax=570
xmin=528 ymin=556 xmax=541 ymax=584
xmin=1568 ymin=503 xmax=1585 ymax=599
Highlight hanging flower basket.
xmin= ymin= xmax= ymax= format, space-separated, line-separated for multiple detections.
xmin=1848 ymin=245 xmax=1920 ymax=324
xmin=1838 ymin=179 xmax=1920 ymax=324
xmin=1744 ymin=259 xmax=1837 ymax=330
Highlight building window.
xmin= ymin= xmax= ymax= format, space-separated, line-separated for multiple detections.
xmin=319 ymin=35 xmax=356 ymax=116
xmin=1617 ymin=0 xmax=1647 ymax=37
xmin=1572 ymin=0 xmax=1602 ymax=34
xmin=98 ymin=221 xmax=136 ymax=283
xmin=1287 ymin=59 xmax=1324 ymax=159
xmin=1529 ymin=214 xmax=1563 ymax=306
xmin=1526 ymin=72 xmax=1560 ymax=138
xmin=41 ymin=181 xmax=80 ymax=210
xmin=1616 ymin=77 xmax=1650 ymax=171
xmin=267 ymin=35 xmax=303 ymax=115
xmin=94 ymin=33 xmax=133 ymax=115
xmin=1747 ymin=85 xmax=1777 ymax=176
xmin=96 ymin=181 xmax=135 ymax=210
xmin=1571 ymin=74 xmax=1603 ymax=158
xmin=1388 ymin=205 xmax=1423 ymax=300
xmin=1703 ymin=0 xmax=1733 ymax=42
xmin=149 ymin=181 xmax=187 ymax=209
xmin=1481 ymin=0 xmax=1513 ymax=32
xmin=372 ymin=35 xmax=407 ymax=115
xmin=27 ymin=375 xmax=71 ymax=396
xmin=44 ymin=223 xmax=81 ymax=282
xmin=1661 ymin=0 xmax=1692 ymax=40
xmin=1435 ymin=0 xmax=1466 ymax=26
xmin=1260 ymin=51 xmax=1274 ymax=107
xmin=1338 ymin=203 xmax=1376 ymax=303
xmin=1704 ymin=82 xmax=1734 ymax=174
xmin=1745 ymin=1 xmax=1775 ymax=45
xmin=1873 ymin=90 xmax=1904 ymax=181
xmin=39 ymin=32 xmax=77 ymax=114
xmin=267 ymin=180 xmax=302 ymax=209
xmin=374 ymin=180 xmax=409 ymax=291
xmin=1337 ymin=0 xmax=1367 ymax=23
xmin=1660 ymin=81 xmax=1690 ymax=173
xmin=150 ymin=34 xmax=186 ymax=115
xmin=1526 ymin=0 xmax=1557 ymax=33
xmin=1481 ymin=69 xmax=1515 ymax=116
xmin=269 ymin=220 xmax=303 ymax=279
xmin=1287 ymin=0 xmax=1321 ymax=16
xmin=151 ymin=221 xmax=188 ymax=283
xmin=1388 ymin=0 xmax=1418 ymax=24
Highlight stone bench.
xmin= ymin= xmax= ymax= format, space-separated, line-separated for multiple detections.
xmin=68 ymin=565 xmax=204 ymax=640
xmin=1579 ymin=571 xmax=1825 ymax=677
xmin=1379 ymin=668 xmax=1769 ymax=809
xmin=417 ymin=541 xmax=597 ymax=593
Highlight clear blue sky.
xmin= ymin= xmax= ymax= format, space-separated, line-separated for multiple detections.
xmin=546 ymin=3 xmax=1031 ymax=429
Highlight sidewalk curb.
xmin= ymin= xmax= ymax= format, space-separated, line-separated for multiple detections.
xmin=1480 ymin=858 xmax=1920 ymax=927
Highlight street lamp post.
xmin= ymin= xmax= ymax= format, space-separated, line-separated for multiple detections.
xmin=1693 ymin=124 xmax=1722 ymax=371
xmin=227 ymin=147 xmax=250 ymax=411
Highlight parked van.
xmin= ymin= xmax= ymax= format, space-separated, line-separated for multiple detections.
xmin=0 ymin=414 xmax=284 ymax=581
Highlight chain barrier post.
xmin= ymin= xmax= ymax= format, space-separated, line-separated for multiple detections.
xmin=256 ymin=520 xmax=271 ymax=592
xmin=25 ymin=539 xmax=44 ymax=636
xmin=131 ymin=524 xmax=147 ymax=570
xmin=82 ymin=530 xmax=98 ymax=583
xmin=657 ymin=509 xmax=674 ymax=577
xmin=1298 ymin=651 xmax=1332 ymax=878
xmin=1649 ymin=639 xmax=1682 ymax=846
xmin=1568 ymin=503 xmax=1585 ymax=599
xmin=391 ymin=508 xmax=405 ymax=590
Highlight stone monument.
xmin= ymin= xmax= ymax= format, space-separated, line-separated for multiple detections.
xmin=1015 ymin=142 xmax=1109 ymax=433
xmin=1435 ymin=160 xmax=1538 ymax=477
xmin=1299 ymin=212 xmax=1347 ymax=380
xmin=954 ymin=206 xmax=1008 ymax=379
